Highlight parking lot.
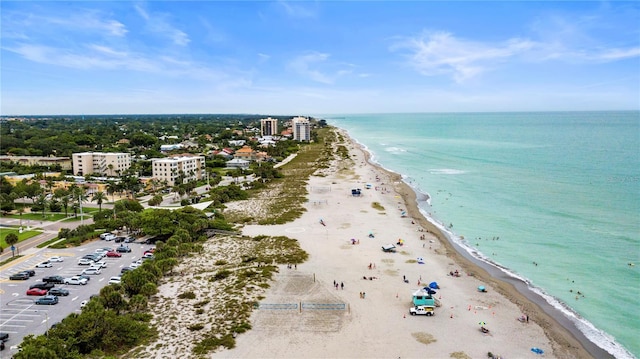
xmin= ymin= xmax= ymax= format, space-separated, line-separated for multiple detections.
xmin=0 ymin=238 xmax=153 ymax=353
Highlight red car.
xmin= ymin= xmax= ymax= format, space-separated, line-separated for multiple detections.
xmin=26 ymin=288 xmax=48 ymax=296
xmin=106 ymin=251 xmax=122 ymax=258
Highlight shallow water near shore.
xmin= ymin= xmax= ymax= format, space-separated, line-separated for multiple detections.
xmin=327 ymin=111 xmax=640 ymax=358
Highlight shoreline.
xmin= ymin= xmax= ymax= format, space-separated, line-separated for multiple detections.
xmin=350 ymin=130 xmax=610 ymax=359
xmin=218 ymin=126 xmax=591 ymax=359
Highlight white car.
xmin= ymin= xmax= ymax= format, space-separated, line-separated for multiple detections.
xmin=108 ymin=276 xmax=121 ymax=284
xmin=48 ymin=256 xmax=64 ymax=262
xmin=80 ymin=300 xmax=88 ymax=308
xmin=78 ymin=258 xmax=94 ymax=265
xmin=90 ymin=261 xmax=107 ymax=269
xmin=35 ymin=261 xmax=52 ymax=268
xmin=100 ymin=233 xmax=116 ymax=241
xmin=81 ymin=267 xmax=101 ymax=275
xmin=129 ymin=262 xmax=140 ymax=269
xmin=64 ymin=276 xmax=88 ymax=285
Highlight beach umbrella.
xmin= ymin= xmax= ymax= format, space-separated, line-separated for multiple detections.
xmin=429 ymin=281 xmax=439 ymax=289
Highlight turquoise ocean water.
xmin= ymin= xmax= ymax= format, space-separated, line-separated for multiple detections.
xmin=327 ymin=112 xmax=639 ymax=359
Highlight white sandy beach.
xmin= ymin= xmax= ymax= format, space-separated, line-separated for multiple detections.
xmin=213 ymin=132 xmax=570 ymax=359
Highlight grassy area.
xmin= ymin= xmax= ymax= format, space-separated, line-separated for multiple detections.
xmin=225 ymin=127 xmax=338 ymax=225
xmin=36 ymin=237 xmax=62 ymax=248
xmin=0 ymin=227 xmax=42 ymax=247
xmin=0 ymin=255 xmax=24 ymax=267
xmin=2 ymin=212 xmax=67 ymax=221
xmin=62 ymin=214 xmax=93 ymax=222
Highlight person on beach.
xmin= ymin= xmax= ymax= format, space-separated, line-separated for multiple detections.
xmin=341 ymin=282 xmax=344 ymax=290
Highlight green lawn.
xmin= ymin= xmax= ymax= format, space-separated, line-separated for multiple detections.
xmin=0 ymin=227 xmax=42 ymax=248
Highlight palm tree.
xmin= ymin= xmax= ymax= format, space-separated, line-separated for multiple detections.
xmin=106 ymin=181 xmax=117 ymax=202
xmin=92 ymin=191 xmax=107 ymax=213
xmin=61 ymin=195 xmax=70 ymax=217
xmin=5 ymin=233 xmax=18 ymax=257
xmin=35 ymin=194 xmax=48 ymax=219
xmin=70 ymin=186 xmax=87 ymax=218
xmin=17 ymin=206 xmax=24 ymax=228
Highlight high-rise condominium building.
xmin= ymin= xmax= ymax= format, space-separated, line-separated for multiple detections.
xmin=151 ymin=155 xmax=205 ymax=186
xmin=260 ymin=117 xmax=278 ymax=137
xmin=72 ymin=152 xmax=131 ymax=177
xmin=292 ymin=116 xmax=311 ymax=142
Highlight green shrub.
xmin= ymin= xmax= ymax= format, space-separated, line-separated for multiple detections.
xmin=177 ymin=291 xmax=196 ymax=299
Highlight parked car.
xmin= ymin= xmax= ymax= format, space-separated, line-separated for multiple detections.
xmin=124 ymin=236 xmax=136 ymax=243
xmin=64 ymin=276 xmax=88 ymax=285
xmin=91 ymin=261 xmax=107 ymax=269
xmin=114 ymin=236 xmax=126 ymax=243
xmin=26 ymin=288 xmax=48 ymax=296
xmin=108 ymin=276 xmax=121 ymax=284
xmin=9 ymin=272 xmax=29 ymax=280
xmin=100 ymin=233 xmax=116 ymax=240
xmin=43 ymin=275 xmax=65 ymax=284
xmin=105 ymin=251 xmax=122 ymax=258
xmin=20 ymin=269 xmax=36 ymax=277
xmin=409 ymin=305 xmax=435 ymax=316
xmin=48 ymin=288 xmax=70 ymax=296
xmin=48 ymin=256 xmax=64 ymax=262
xmin=0 ymin=332 xmax=9 ymax=341
xmin=76 ymin=274 xmax=91 ymax=282
xmin=116 ymin=245 xmax=132 ymax=253
xmin=80 ymin=299 xmax=89 ymax=308
xmin=78 ymin=258 xmax=94 ymax=265
xmin=82 ymin=254 xmax=101 ymax=261
xmin=120 ymin=267 xmax=133 ymax=274
xmin=35 ymin=261 xmax=53 ymax=268
xmin=81 ymin=267 xmax=101 ymax=275
xmin=35 ymin=295 xmax=59 ymax=305
xmin=29 ymin=282 xmax=55 ymax=290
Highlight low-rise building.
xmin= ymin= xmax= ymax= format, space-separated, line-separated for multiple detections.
xmin=0 ymin=155 xmax=72 ymax=170
xmin=151 ymin=154 xmax=205 ymax=186
xmin=72 ymin=152 xmax=131 ymax=177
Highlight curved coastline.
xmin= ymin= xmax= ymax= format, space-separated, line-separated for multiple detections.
xmin=344 ymin=128 xmax=613 ymax=359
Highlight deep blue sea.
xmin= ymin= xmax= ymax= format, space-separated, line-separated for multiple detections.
xmin=327 ymin=112 xmax=639 ymax=359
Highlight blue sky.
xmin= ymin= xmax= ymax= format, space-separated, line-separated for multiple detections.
xmin=1 ymin=1 xmax=638 ymax=115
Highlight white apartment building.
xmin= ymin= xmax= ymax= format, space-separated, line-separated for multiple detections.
xmin=72 ymin=152 xmax=131 ymax=177
xmin=260 ymin=117 xmax=278 ymax=137
xmin=292 ymin=116 xmax=311 ymax=142
xmin=151 ymin=155 xmax=205 ymax=186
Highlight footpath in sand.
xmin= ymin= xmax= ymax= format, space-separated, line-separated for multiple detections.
xmin=217 ymin=134 xmax=556 ymax=359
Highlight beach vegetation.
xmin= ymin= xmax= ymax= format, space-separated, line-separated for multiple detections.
xmin=451 ymin=352 xmax=471 ymax=359
xmin=412 ymin=332 xmax=437 ymax=345
xmin=188 ymin=323 xmax=205 ymax=331
xmin=371 ymin=201 xmax=385 ymax=211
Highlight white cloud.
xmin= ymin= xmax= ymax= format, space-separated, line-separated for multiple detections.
xmin=134 ymin=4 xmax=190 ymax=46
xmin=288 ymin=52 xmax=354 ymax=84
xmin=258 ymin=53 xmax=271 ymax=63
xmin=288 ymin=52 xmax=334 ymax=84
xmin=277 ymin=1 xmax=317 ymax=18
xmin=391 ymin=31 xmax=535 ymax=83
xmin=591 ymin=47 xmax=640 ymax=61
